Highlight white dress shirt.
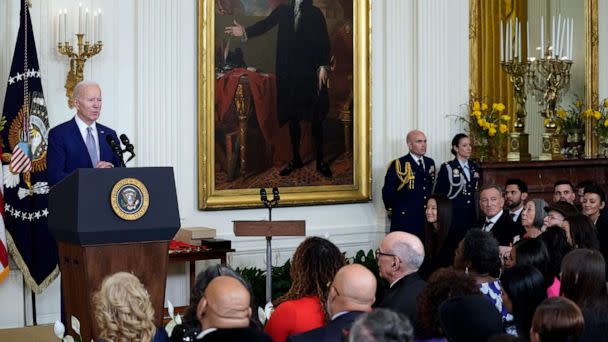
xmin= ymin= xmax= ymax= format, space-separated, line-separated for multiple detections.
xmin=74 ymin=115 xmax=100 ymax=162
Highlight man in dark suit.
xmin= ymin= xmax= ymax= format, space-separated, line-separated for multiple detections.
xmin=195 ymin=276 xmax=272 ymax=341
xmin=224 ymin=0 xmax=333 ymax=178
xmin=288 ymin=264 xmax=376 ymax=342
xmin=382 ymin=130 xmax=435 ymax=237
xmin=47 ymin=81 xmax=121 ymax=186
xmin=478 ymin=184 xmax=525 ymax=246
xmin=505 ymin=178 xmax=528 ymax=226
xmin=374 ymin=231 xmax=426 ymax=338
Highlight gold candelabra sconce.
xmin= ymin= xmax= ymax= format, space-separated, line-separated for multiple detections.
xmin=501 ymin=60 xmax=531 ymax=161
xmin=56 ymin=6 xmax=103 ymax=108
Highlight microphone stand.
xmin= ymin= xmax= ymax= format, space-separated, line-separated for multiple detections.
xmin=260 ymin=187 xmax=280 ymax=303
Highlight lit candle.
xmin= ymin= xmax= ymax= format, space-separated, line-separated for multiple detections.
xmin=526 ymin=21 xmax=530 ymax=60
xmin=98 ymin=10 xmax=102 ymax=42
xmin=541 ymin=16 xmax=544 ymax=58
xmin=85 ymin=8 xmax=90 ymax=39
xmin=559 ymin=18 xmax=566 ymax=57
xmin=92 ymin=12 xmax=97 ymax=42
xmin=556 ymin=14 xmax=561 ymax=57
xmin=570 ymin=18 xmax=574 ymax=60
xmin=79 ymin=3 xmax=83 ymax=34
xmin=517 ymin=19 xmax=521 ymax=62
xmin=57 ymin=11 xmax=62 ymax=44
xmin=500 ymin=20 xmax=504 ymax=62
xmin=551 ymin=16 xmax=555 ymax=56
xmin=63 ymin=9 xmax=67 ymax=42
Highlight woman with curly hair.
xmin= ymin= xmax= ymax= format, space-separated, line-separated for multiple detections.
xmin=417 ymin=267 xmax=479 ymax=340
xmin=264 ymin=236 xmax=345 ymax=341
xmin=93 ymin=272 xmax=167 ymax=342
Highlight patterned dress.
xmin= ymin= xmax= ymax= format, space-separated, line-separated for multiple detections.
xmin=479 ymin=280 xmax=517 ymax=336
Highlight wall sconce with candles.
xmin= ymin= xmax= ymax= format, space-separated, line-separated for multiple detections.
xmin=57 ymin=3 xmax=103 ymax=108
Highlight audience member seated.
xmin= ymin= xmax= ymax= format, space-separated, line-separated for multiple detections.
xmin=419 ymin=194 xmax=459 ymax=279
xmin=576 ymin=179 xmax=597 ymax=205
xmin=478 ymin=184 xmax=525 ymax=246
xmin=581 ymin=184 xmax=605 ymax=225
xmin=417 ymin=267 xmax=480 ymax=341
xmin=563 ymin=213 xmax=600 ymax=250
xmin=542 ymin=201 xmax=578 ymax=243
xmin=530 ymin=297 xmax=584 ymax=342
xmin=170 ymin=265 xmax=260 ymax=341
xmin=193 ymin=276 xmax=272 ymax=341
xmin=348 ymin=308 xmax=413 ymax=342
xmin=508 ymin=239 xmax=555 ymax=295
xmin=93 ymin=272 xmax=168 ymax=342
xmin=287 ymin=264 xmax=376 ymax=342
xmin=537 ymin=226 xmax=572 ymax=295
xmin=560 ymin=248 xmax=608 ymax=341
xmin=374 ymin=231 xmax=426 ymax=337
xmin=519 ymin=198 xmax=548 ymax=240
xmin=264 ymin=237 xmax=345 ymax=342
xmin=552 ymin=180 xmax=576 ymax=205
xmin=439 ymin=294 xmax=504 ymax=342
xmin=504 ymin=179 xmax=528 ymax=226
xmin=501 ymin=265 xmax=548 ymax=338
xmin=454 ymin=229 xmax=513 ymax=329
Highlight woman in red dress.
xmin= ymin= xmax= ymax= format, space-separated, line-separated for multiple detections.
xmin=264 ymin=236 xmax=345 ymax=341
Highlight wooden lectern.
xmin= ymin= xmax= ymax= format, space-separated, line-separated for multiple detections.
xmin=48 ymin=167 xmax=180 ymax=342
xmin=234 ymin=220 xmax=305 ymax=302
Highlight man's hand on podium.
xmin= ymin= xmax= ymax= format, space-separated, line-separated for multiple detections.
xmin=95 ymin=161 xmax=114 ymax=168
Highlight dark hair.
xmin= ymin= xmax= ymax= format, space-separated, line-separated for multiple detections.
xmin=418 ymin=268 xmax=479 ymax=338
xmin=566 ymin=214 xmax=600 ymax=249
xmin=560 ymin=248 xmax=608 ymax=309
xmin=513 ymin=239 xmax=552 ymax=288
xmin=274 ymin=237 xmax=345 ymax=320
xmin=531 ymin=297 xmax=584 ymax=342
xmin=486 ymin=334 xmax=526 ymax=342
xmin=501 ymin=265 xmax=548 ymax=338
xmin=538 ymin=226 xmax=572 ymax=280
xmin=461 ymin=229 xmax=501 ymax=276
xmin=554 ymin=180 xmax=575 ymax=193
xmin=424 ymin=194 xmax=452 ymax=263
xmin=505 ymin=179 xmax=528 ymax=193
xmin=576 ymin=179 xmax=597 ymax=191
xmin=450 ymin=133 xmax=469 ymax=156
xmin=180 ymin=265 xmax=260 ymax=337
xmin=583 ymin=183 xmax=606 ymax=203
xmin=349 ymin=308 xmax=413 ymax=342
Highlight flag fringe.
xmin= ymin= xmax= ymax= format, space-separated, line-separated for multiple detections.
xmin=6 ymin=231 xmax=59 ymax=293
xmin=0 ymin=266 xmax=8 ymax=283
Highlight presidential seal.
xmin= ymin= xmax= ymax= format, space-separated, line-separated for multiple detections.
xmin=110 ymin=178 xmax=149 ymax=220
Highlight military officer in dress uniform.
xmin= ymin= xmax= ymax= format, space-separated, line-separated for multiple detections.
xmin=382 ymin=130 xmax=436 ymax=238
xmin=434 ymin=133 xmax=480 ymax=241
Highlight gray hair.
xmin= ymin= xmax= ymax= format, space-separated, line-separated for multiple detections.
xmin=349 ymin=308 xmax=413 ymax=342
xmin=392 ymin=240 xmax=424 ymax=271
xmin=72 ymin=80 xmax=100 ymax=100
xmin=528 ymin=198 xmax=549 ymax=229
xmin=479 ymin=184 xmax=505 ymax=196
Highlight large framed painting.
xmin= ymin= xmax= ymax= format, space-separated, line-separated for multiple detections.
xmin=198 ymin=0 xmax=371 ymax=209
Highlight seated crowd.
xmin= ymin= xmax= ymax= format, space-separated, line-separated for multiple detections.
xmin=91 ymin=179 xmax=608 ymax=342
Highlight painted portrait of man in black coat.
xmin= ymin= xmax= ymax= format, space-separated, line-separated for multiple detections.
xmin=225 ymin=0 xmax=333 ymax=178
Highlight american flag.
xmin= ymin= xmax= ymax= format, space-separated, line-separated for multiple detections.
xmin=0 ymin=144 xmax=9 ymax=284
xmin=10 ymin=141 xmax=32 ymax=174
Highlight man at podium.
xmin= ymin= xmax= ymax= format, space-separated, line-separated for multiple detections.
xmin=47 ymin=81 xmax=122 ymax=186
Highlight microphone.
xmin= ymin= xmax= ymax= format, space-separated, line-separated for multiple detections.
xmin=260 ymin=188 xmax=268 ymax=203
xmin=272 ymin=187 xmax=280 ymax=202
xmin=119 ymin=134 xmax=136 ymax=162
xmin=106 ymin=134 xmax=125 ymax=167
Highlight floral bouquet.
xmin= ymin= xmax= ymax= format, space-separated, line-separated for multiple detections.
xmin=583 ymin=98 xmax=608 ymax=139
xmin=555 ymin=99 xmax=585 ymax=134
xmin=452 ymin=100 xmax=510 ymax=161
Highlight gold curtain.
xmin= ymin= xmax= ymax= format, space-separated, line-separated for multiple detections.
xmin=470 ymin=0 xmax=527 ymax=113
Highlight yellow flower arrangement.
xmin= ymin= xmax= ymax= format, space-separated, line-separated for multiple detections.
xmin=585 ymin=98 xmax=608 ymax=139
xmin=468 ymin=101 xmax=510 ymax=138
xmin=555 ymin=98 xmax=586 ymax=134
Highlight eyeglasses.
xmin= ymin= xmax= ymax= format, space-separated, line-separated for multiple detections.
xmin=375 ymin=248 xmax=397 ymax=259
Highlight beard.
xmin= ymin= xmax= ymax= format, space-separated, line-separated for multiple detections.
xmin=506 ymin=199 xmax=521 ymax=209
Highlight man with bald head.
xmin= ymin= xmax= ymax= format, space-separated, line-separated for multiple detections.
xmin=47 ymin=80 xmax=121 ymax=186
xmin=374 ymin=231 xmax=426 ymax=338
xmin=287 ymin=264 xmax=376 ymax=342
xmin=382 ymin=130 xmax=435 ymax=237
xmin=195 ymin=276 xmax=272 ymax=341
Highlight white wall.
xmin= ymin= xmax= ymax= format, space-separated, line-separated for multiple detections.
xmin=0 ymin=0 xmax=468 ymax=328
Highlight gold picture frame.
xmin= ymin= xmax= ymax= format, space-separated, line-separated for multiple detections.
xmin=197 ymin=0 xmax=371 ymax=209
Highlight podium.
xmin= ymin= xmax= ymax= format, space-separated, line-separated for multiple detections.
xmin=233 ymin=220 xmax=305 ymax=302
xmin=48 ymin=167 xmax=180 ymax=341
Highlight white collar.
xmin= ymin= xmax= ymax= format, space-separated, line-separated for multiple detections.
xmin=487 ymin=210 xmax=504 ymax=223
xmin=74 ymin=114 xmax=97 ymax=132
xmin=510 ymin=207 xmax=524 ymax=217
xmin=196 ymin=328 xmax=218 ymax=340
xmin=409 ymin=153 xmax=423 ymax=163
xmin=457 ymin=158 xmax=469 ymax=169
xmin=331 ymin=311 xmax=349 ymax=320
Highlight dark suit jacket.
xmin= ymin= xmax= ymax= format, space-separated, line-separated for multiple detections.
xmin=200 ymin=327 xmax=273 ymax=342
xmin=382 ymin=154 xmax=436 ymax=237
xmin=47 ymin=118 xmax=121 ymax=186
xmin=483 ymin=210 xmax=526 ymax=246
xmin=287 ymin=311 xmax=363 ymax=342
xmin=375 ymin=272 xmax=427 ymax=337
xmin=245 ymin=0 xmax=330 ymax=125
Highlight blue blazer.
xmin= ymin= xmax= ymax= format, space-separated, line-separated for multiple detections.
xmin=287 ymin=311 xmax=363 ymax=342
xmin=382 ymin=153 xmax=436 ymax=237
xmin=47 ymin=118 xmax=121 ymax=186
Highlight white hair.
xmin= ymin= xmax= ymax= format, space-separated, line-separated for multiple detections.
xmin=72 ymin=80 xmax=100 ymax=100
